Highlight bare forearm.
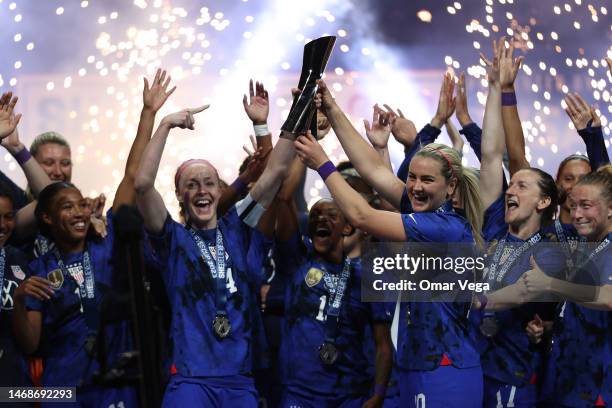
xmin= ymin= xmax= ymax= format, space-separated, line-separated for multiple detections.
xmin=481 ymin=85 xmax=504 ymax=159
xmin=277 ymin=157 xmax=306 ymax=202
xmin=134 ymin=122 xmax=171 ymax=193
xmin=19 ymin=155 xmax=51 ymax=197
xmin=249 ymin=136 xmax=295 ymax=208
xmin=480 ymin=84 xmax=505 ymax=208
xmin=327 ymin=104 xmax=395 ymax=186
xmin=549 ymin=280 xmax=611 ymax=311
xmin=114 ymin=108 xmax=157 ymax=211
xmin=485 ymin=282 xmax=527 ymax=310
xmin=501 ymin=87 xmax=529 ymax=174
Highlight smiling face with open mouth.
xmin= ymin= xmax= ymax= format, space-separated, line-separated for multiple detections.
xmin=505 ymin=170 xmax=551 ymax=229
xmin=308 ymin=200 xmax=352 ymax=257
xmin=569 ymin=184 xmax=612 ymax=241
xmin=43 ymin=187 xmax=91 ymax=247
xmin=0 ymin=196 xmax=16 ymax=248
xmin=176 ymin=163 xmax=221 ymax=230
xmin=407 ymin=156 xmax=456 ymax=213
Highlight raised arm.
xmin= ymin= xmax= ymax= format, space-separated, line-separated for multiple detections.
xmin=295 ymin=132 xmax=406 ymax=241
xmin=244 ymin=86 xmax=302 ymax=213
xmin=243 ymin=79 xmax=273 ymax=155
xmin=564 ymin=93 xmax=610 ymax=170
xmin=113 ymin=69 xmax=175 ymax=213
xmin=445 ymin=120 xmax=464 ymax=154
xmin=364 ymin=104 xmax=393 ymax=171
xmin=499 ymin=38 xmax=529 ymax=175
xmin=479 ymin=38 xmax=506 ymax=210
xmin=275 ymin=157 xmax=305 ymax=242
xmin=316 ymin=81 xmax=405 ymax=209
xmin=455 ymin=72 xmax=485 ymax=162
xmin=0 ymin=93 xmax=50 ymax=197
xmin=134 ymin=106 xmax=209 ymax=233
xmin=218 ymin=80 xmax=274 ymax=215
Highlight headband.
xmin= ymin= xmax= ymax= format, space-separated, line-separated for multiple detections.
xmin=174 ymin=159 xmax=216 ymax=190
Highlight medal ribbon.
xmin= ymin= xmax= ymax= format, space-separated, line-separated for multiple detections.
xmin=576 ymin=237 xmax=610 ymax=270
xmin=53 ymin=248 xmax=98 ymax=335
xmin=189 ymin=227 xmax=227 ymax=317
xmin=323 ymin=258 xmax=351 ymax=344
xmin=554 ymin=220 xmax=586 ymax=271
xmin=0 ymin=248 xmax=6 ymax=313
xmin=486 ymin=232 xmax=542 ymax=288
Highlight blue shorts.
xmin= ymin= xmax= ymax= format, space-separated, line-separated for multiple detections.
xmin=162 ymin=375 xmax=258 ymax=408
xmin=398 ymin=365 xmax=483 ymax=408
xmin=41 ymin=385 xmax=138 ymax=408
xmin=280 ymin=389 xmax=367 ymax=408
xmin=483 ymin=377 xmax=536 ymax=408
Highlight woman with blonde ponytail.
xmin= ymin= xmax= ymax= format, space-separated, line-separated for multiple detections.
xmin=294 ymin=78 xmax=485 ymax=408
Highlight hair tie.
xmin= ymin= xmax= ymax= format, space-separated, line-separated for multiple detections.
xmin=434 ymin=149 xmax=458 ymax=181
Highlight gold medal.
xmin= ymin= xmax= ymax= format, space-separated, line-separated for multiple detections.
xmin=47 ymin=269 xmax=64 ymax=290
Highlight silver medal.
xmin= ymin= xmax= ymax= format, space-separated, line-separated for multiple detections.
xmin=212 ymin=315 xmax=231 ymax=339
xmin=318 ymin=342 xmax=339 ymax=365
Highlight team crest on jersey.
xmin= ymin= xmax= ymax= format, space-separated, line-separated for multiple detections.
xmin=305 ymin=267 xmax=324 ymax=287
xmin=11 ymin=266 xmax=25 ymax=281
xmin=67 ymin=263 xmax=84 ymax=286
xmin=47 ymin=269 xmax=64 ymax=290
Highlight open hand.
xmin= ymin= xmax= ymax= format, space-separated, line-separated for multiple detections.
xmin=564 ymin=93 xmax=600 ymax=130
xmin=0 ymin=92 xmax=22 ymax=140
xmin=143 ymin=69 xmax=176 ymax=112
xmin=382 ymin=104 xmax=417 ymax=147
xmin=431 ymin=72 xmax=456 ymax=128
xmin=364 ymin=104 xmax=391 ymax=149
xmin=243 ymin=79 xmax=269 ymax=125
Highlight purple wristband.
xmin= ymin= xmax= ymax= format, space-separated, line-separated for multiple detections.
xmin=13 ymin=147 xmax=32 ymax=165
xmin=231 ymin=177 xmax=248 ymax=195
xmin=374 ymin=384 xmax=387 ymax=398
xmin=502 ymin=91 xmax=517 ymax=106
xmin=317 ymin=161 xmax=337 ymax=181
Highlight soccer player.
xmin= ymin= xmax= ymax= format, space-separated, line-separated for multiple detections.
xmin=133 ymin=82 xmax=297 ymax=407
xmin=476 ymin=37 xmax=566 ymax=408
xmin=272 ymin=154 xmax=392 ymax=407
xmin=12 ymin=69 xmax=175 ymax=407
xmin=523 ymin=166 xmax=612 ymax=407
xmin=0 ymin=92 xmax=52 ymax=389
xmin=295 ymin=78 xmax=484 ymax=408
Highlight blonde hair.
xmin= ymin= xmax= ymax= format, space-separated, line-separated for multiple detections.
xmin=576 ymin=164 xmax=612 ymax=204
xmin=415 ymin=143 xmax=484 ymax=249
xmin=30 ymin=131 xmax=70 ymax=157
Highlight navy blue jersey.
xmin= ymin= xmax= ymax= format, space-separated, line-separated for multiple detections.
xmin=276 ymin=235 xmax=391 ymax=396
xmin=397 ymin=202 xmax=481 ymax=371
xmin=480 ymin=194 xmax=566 ymax=386
xmin=25 ymin=210 xmax=133 ymax=387
xmin=0 ymin=245 xmax=31 ymax=387
xmin=553 ymin=233 xmax=611 ymax=407
xmin=145 ymin=206 xmax=265 ymax=377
